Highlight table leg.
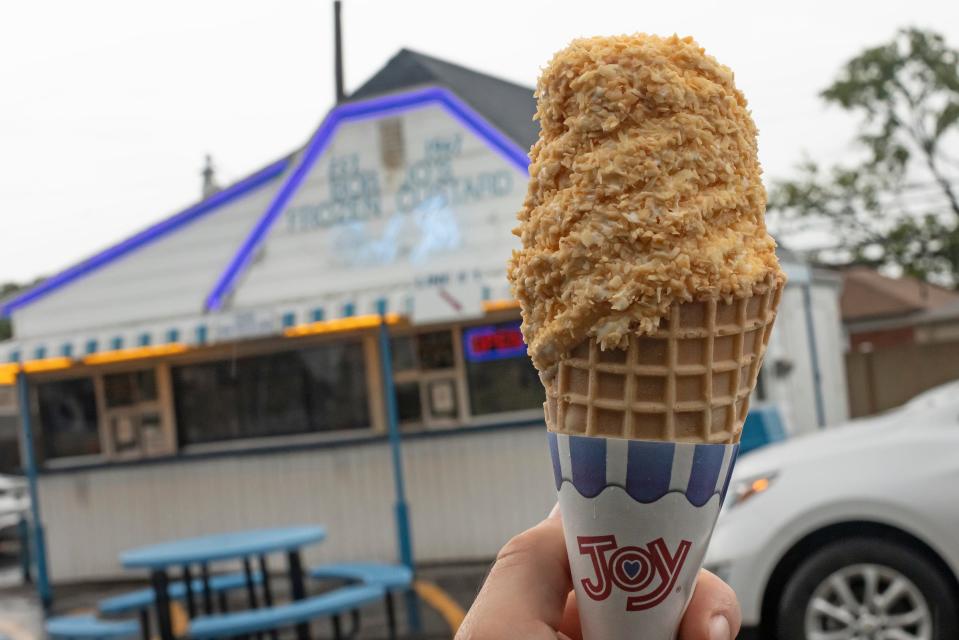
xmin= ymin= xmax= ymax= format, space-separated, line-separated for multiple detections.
xmin=385 ymin=591 xmax=397 ymax=640
xmin=138 ymin=608 xmax=150 ymax=640
xmin=217 ymin=590 xmax=229 ymax=613
xmin=200 ymin=562 xmax=214 ymax=614
xmin=349 ymin=609 xmax=361 ymax=636
xmin=258 ymin=554 xmax=273 ymax=605
xmin=258 ymin=555 xmax=278 ymax=640
xmin=243 ymin=557 xmax=259 ymax=608
xmin=150 ymin=569 xmax=174 ymax=640
xmin=242 ymin=557 xmax=264 ymax=640
xmin=286 ymin=550 xmax=311 ymax=640
xmin=182 ymin=564 xmax=197 ymax=619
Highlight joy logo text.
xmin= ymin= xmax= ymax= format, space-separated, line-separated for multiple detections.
xmin=577 ymin=535 xmax=692 ymax=611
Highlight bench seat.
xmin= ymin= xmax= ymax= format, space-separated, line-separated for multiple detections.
xmin=99 ymin=571 xmax=262 ymax=614
xmin=188 ymin=584 xmax=385 ymax=639
xmin=309 ymin=563 xmax=412 ymax=590
xmin=46 ymin=614 xmax=140 ymax=639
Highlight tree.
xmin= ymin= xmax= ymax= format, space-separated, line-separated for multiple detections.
xmin=0 ymin=282 xmax=27 ymax=340
xmin=769 ymin=28 xmax=959 ymax=285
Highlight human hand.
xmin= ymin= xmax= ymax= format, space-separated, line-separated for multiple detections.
xmin=457 ymin=505 xmax=741 ymax=640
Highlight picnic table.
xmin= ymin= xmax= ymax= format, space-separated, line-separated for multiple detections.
xmin=120 ymin=525 xmax=326 ymax=640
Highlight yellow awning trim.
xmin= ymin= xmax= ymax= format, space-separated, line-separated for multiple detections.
xmin=482 ymin=299 xmax=520 ymax=312
xmin=284 ymin=313 xmax=401 ymax=338
xmin=82 ymin=343 xmax=188 ymax=365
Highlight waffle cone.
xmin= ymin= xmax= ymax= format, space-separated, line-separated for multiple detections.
xmin=543 ymin=275 xmax=784 ymax=444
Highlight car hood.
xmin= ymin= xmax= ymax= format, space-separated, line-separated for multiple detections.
xmin=733 ymin=403 xmax=956 ymax=479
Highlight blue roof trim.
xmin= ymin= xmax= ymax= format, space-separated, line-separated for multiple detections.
xmin=2 ymin=157 xmax=291 ymax=317
xmin=204 ymin=85 xmax=531 ymax=312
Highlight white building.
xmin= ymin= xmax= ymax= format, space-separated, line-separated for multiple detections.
xmin=0 ymin=50 xmax=846 ymax=582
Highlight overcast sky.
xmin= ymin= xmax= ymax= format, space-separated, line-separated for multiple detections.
xmin=2 ymin=0 xmax=957 ymax=284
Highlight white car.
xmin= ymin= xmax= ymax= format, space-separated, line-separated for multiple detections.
xmin=0 ymin=474 xmax=28 ymax=534
xmin=705 ymin=380 xmax=959 ymax=640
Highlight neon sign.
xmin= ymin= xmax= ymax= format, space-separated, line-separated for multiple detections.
xmin=464 ymin=322 xmax=527 ymax=362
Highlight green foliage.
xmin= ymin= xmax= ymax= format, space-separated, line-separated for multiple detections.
xmin=770 ymin=28 xmax=959 ymax=285
xmin=0 ymin=282 xmax=25 ymax=341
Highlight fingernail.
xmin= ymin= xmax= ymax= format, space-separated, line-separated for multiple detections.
xmin=548 ymin=502 xmax=561 ymax=519
xmin=708 ymin=615 xmax=731 ymax=640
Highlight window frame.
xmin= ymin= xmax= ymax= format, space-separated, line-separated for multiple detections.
xmin=169 ymin=337 xmax=377 ymax=448
xmin=457 ymin=317 xmax=544 ymax=423
xmin=387 ymin=325 xmax=472 ymax=431
xmin=31 ymin=374 xmax=108 ymax=468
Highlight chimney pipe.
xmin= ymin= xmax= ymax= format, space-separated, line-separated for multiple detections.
xmin=334 ymin=0 xmax=346 ymax=103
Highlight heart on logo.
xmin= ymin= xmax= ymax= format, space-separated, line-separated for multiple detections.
xmin=623 ymin=560 xmax=641 ymax=579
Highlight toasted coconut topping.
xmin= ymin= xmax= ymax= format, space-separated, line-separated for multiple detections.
xmin=508 ymin=34 xmax=785 ymax=371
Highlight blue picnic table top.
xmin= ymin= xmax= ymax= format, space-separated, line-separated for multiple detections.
xmin=121 ymin=526 xmax=326 ymax=569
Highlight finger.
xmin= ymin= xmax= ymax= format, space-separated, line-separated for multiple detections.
xmin=457 ymin=507 xmax=572 ymax=639
xmin=679 ymin=570 xmax=742 ymax=640
xmin=558 ymin=590 xmax=582 ymax=640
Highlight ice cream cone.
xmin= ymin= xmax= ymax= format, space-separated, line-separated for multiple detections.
xmin=543 ymin=278 xmax=783 ymax=640
xmin=543 ymin=275 xmax=784 ymax=444
xmin=508 ymin=33 xmax=788 ymax=640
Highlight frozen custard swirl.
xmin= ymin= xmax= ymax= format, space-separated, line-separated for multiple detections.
xmin=508 ymin=34 xmax=784 ymax=372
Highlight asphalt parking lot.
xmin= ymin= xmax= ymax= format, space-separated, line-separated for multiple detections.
xmin=0 ymin=553 xmax=488 ymax=639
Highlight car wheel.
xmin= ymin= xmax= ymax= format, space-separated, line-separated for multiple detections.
xmin=776 ymin=537 xmax=958 ymax=640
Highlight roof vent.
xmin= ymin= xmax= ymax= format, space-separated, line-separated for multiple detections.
xmin=201 ymin=154 xmax=220 ymax=198
xmin=379 ymin=118 xmax=405 ymax=170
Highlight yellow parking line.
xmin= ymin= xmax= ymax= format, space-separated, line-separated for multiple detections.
xmin=413 ymin=579 xmax=466 ymax=634
xmin=0 ymin=618 xmax=37 ymax=640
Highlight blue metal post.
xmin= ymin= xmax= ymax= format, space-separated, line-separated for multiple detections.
xmin=377 ymin=320 xmax=421 ymax=631
xmin=17 ymin=372 xmax=52 ymax=608
xmin=17 ymin=515 xmax=31 ymax=583
xmin=801 ymin=282 xmax=827 ymax=428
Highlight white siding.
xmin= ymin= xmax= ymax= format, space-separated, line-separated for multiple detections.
xmin=763 ymin=278 xmax=848 ymax=435
xmin=810 ymin=282 xmax=849 ymax=426
xmin=38 ymin=426 xmax=554 ymax=582
xmin=11 ymin=176 xmax=287 ymax=340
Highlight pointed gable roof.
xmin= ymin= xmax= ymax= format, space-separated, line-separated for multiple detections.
xmin=841 ymin=266 xmax=959 ymax=322
xmin=350 ymin=49 xmax=537 ymax=151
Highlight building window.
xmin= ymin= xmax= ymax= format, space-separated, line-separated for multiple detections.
xmin=282 ymin=312 xmax=296 ymax=328
xmin=342 ymin=303 xmax=355 ymax=318
xmin=111 ymin=337 xmax=124 ymax=351
xmin=85 ymin=340 xmax=98 ymax=355
xmin=102 ymin=370 xmax=164 ymax=456
xmin=390 ymin=330 xmax=458 ymax=428
xmin=166 ymin=329 xmax=180 ymax=343
xmin=36 ymin=378 xmax=100 ymax=460
xmin=195 ymin=326 xmax=208 ymax=345
xmin=311 ymin=308 xmax=325 ymax=322
xmin=34 ymin=346 xmax=46 ymax=360
xmin=104 ymin=370 xmax=158 ymax=408
xmin=171 ymin=341 xmax=370 ymax=446
xmin=60 ymin=344 xmax=73 ymax=358
xmin=462 ymin=322 xmax=543 ymax=416
xmin=138 ymin=333 xmax=151 ymax=347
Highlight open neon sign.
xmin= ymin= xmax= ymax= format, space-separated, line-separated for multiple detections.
xmin=464 ymin=322 xmax=527 ymax=362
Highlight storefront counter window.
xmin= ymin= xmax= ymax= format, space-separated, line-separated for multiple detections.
xmin=391 ymin=330 xmax=460 ymax=428
xmin=36 ymin=378 xmax=101 ymax=460
xmin=26 ymin=313 xmax=545 ymax=469
xmin=463 ymin=322 xmax=542 ymax=415
xmin=172 ymin=341 xmax=370 ymax=446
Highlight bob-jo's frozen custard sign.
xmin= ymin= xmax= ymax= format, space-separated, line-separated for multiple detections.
xmin=284 ymin=133 xmax=514 ymax=233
